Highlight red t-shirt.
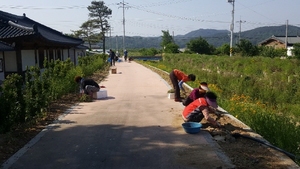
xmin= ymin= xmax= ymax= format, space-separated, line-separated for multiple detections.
xmin=182 ymin=97 xmax=208 ymax=119
xmin=173 ymin=69 xmax=189 ymax=82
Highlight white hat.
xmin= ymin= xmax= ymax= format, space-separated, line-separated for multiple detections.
xmin=200 ymin=85 xmax=210 ymax=91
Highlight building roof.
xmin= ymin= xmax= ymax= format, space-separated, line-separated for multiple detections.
xmin=0 ymin=41 xmax=14 ymax=51
xmin=258 ymin=35 xmax=300 ymax=46
xmin=0 ymin=10 xmax=83 ymax=46
xmin=74 ymin=44 xmax=89 ymax=49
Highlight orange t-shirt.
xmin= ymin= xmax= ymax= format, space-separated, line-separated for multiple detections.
xmin=182 ymin=97 xmax=210 ymax=120
xmin=173 ymin=69 xmax=189 ymax=82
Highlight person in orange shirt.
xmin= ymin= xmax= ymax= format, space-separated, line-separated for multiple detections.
xmin=169 ymin=69 xmax=196 ymax=102
xmin=182 ymin=91 xmax=220 ymax=127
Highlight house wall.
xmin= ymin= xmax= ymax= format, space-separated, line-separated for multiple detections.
xmin=4 ymin=51 xmax=17 ymax=72
xmin=287 ymin=46 xmax=294 ymax=56
xmin=0 ymin=52 xmax=4 ymax=82
xmin=75 ymin=50 xmax=81 ymax=65
xmin=264 ymin=41 xmax=285 ymax=49
xmin=63 ymin=49 xmax=69 ymax=61
xmin=69 ymin=49 xmax=75 ymax=63
xmin=0 ymin=48 xmax=84 ymax=82
xmin=21 ymin=50 xmax=36 ymax=71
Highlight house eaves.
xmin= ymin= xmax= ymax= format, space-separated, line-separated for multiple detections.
xmin=0 ymin=10 xmax=83 ymax=46
xmin=0 ymin=41 xmax=14 ymax=51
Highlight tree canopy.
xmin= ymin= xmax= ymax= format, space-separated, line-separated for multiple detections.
xmin=160 ymin=30 xmax=179 ymax=53
xmin=87 ymin=1 xmax=112 ymax=53
xmin=186 ymin=37 xmax=214 ymax=54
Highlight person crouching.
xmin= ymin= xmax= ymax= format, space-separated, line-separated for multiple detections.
xmin=182 ymin=91 xmax=220 ymax=127
xmin=74 ymin=76 xmax=100 ymax=99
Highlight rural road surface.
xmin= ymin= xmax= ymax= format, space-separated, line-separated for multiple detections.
xmin=2 ymin=61 xmax=234 ymax=169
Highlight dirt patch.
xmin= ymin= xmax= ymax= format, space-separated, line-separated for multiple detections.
xmin=171 ymin=109 xmax=294 ymax=169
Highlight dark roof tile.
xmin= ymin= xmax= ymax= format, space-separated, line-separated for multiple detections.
xmin=0 ymin=10 xmax=83 ymax=46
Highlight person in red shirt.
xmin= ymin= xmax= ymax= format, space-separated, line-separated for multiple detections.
xmin=169 ymin=69 xmax=196 ymax=102
xmin=182 ymin=91 xmax=220 ymax=127
xmin=182 ymin=82 xmax=210 ymax=106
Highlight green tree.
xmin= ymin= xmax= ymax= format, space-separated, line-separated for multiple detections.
xmin=87 ymin=1 xmax=112 ymax=53
xmin=160 ymin=30 xmax=173 ymax=48
xmin=164 ymin=43 xmax=179 ymax=53
xmin=259 ymin=46 xmax=286 ymax=58
xmin=160 ymin=30 xmax=179 ymax=53
xmin=293 ymin=43 xmax=300 ymax=59
xmin=74 ymin=20 xmax=102 ymax=50
xmin=186 ymin=37 xmax=213 ymax=54
xmin=216 ymin=43 xmax=230 ymax=55
xmin=139 ymin=48 xmax=158 ymax=56
xmin=236 ymin=39 xmax=259 ymax=56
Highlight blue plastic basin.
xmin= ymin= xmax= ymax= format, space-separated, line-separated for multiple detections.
xmin=182 ymin=122 xmax=202 ymax=134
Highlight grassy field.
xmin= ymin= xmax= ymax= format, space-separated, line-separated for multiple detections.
xmin=141 ymin=53 xmax=300 ymax=162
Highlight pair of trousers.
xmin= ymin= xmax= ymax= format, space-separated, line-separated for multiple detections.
xmin=169 ymin=70 xmax=180 ymax=99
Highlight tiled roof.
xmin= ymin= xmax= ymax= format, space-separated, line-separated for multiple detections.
xmin=274 ymin=36 xmax=300 ymax=44
xmin=75 ymin=44 xmax=89 ymax=49
xmin=0 ymin=21 xmax=35 ymax=38
xmin=0 ymin=41 xmax=14 ymax=51
xmin=258 ymin=35 xmax=300 ymax=45
xmin=0 ymin=10 xmax=83 ymax=46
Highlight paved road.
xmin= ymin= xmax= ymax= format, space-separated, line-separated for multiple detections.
xmin=2 ymin=61 xmax=234 ymax=169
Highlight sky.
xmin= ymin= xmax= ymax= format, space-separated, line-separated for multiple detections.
xmin=1 ymin=0 xmax=300 ymax=37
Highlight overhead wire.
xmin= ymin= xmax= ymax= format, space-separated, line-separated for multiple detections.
xmin=1 ymin=2 xmax=299 ymax=36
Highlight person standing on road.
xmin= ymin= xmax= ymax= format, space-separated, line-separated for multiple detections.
xmin=182 ymin=82 xmax=210 ymax=106
xmin=169 ymin=69 xmax=196 ymax=102
xmin=74 ymin=76 xmax=100 ymax=99
xmin=115 ymin=51 xmax=120 ymax=61
xmin=109 ymin=49 xmax=116 ymax=66
xmin=124 ymin=49 xmax=128 ymax=61
xmin=182 ymin=91 xmax=220 ymax=127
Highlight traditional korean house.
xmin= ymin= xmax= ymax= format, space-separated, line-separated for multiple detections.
xmin=0 ymin=10 xmax=87 ymax=81
xmin=0 ymin=41 xmax=14 ymax=82
xmin=258 ymin=35 xmax=300 ymax=56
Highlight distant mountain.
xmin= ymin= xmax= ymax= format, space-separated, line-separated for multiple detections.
xmin=106 ymin=25 xmax=300 ymax=49
xmin=179 ymin=28 xmax=228 ymax=38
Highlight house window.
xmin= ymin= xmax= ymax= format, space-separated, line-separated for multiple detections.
xmin=38 ymin=49 xmax=45 ymax=68
xmin=0 ymin=58 xmax=3 ymax=72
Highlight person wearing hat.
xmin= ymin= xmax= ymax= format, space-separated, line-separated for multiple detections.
xmin=182 ymin=82 xmax=210 ymax=106
xmin=169 ymin=69 xmax=196 ymax=102
xmin=182 ymin=91 xmax=220 ymax=127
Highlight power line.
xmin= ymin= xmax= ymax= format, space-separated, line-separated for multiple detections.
xmin=0 ymin=5 xmax=87 ymax=10
xmin=117 ymin=1 xmax=130 ymax=51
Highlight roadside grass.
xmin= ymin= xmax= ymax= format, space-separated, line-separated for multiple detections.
xmin=139 ymin=54 xmax=300 ymax=163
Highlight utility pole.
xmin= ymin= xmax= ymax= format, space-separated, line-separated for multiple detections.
xmin=109 ymin=27 xmax=112 ymax=49
xmin=116 ymin=35 xmax=118 ymax=52
xmin=236 ymin=17 xmax=246 ymax=44
xmin=285 ymin=20 xmax=288 ymax=48
xmin=228 ymin=0 xmax=235 ymax=57
xmin=117 ymin=0 xmax=129 ymax=53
